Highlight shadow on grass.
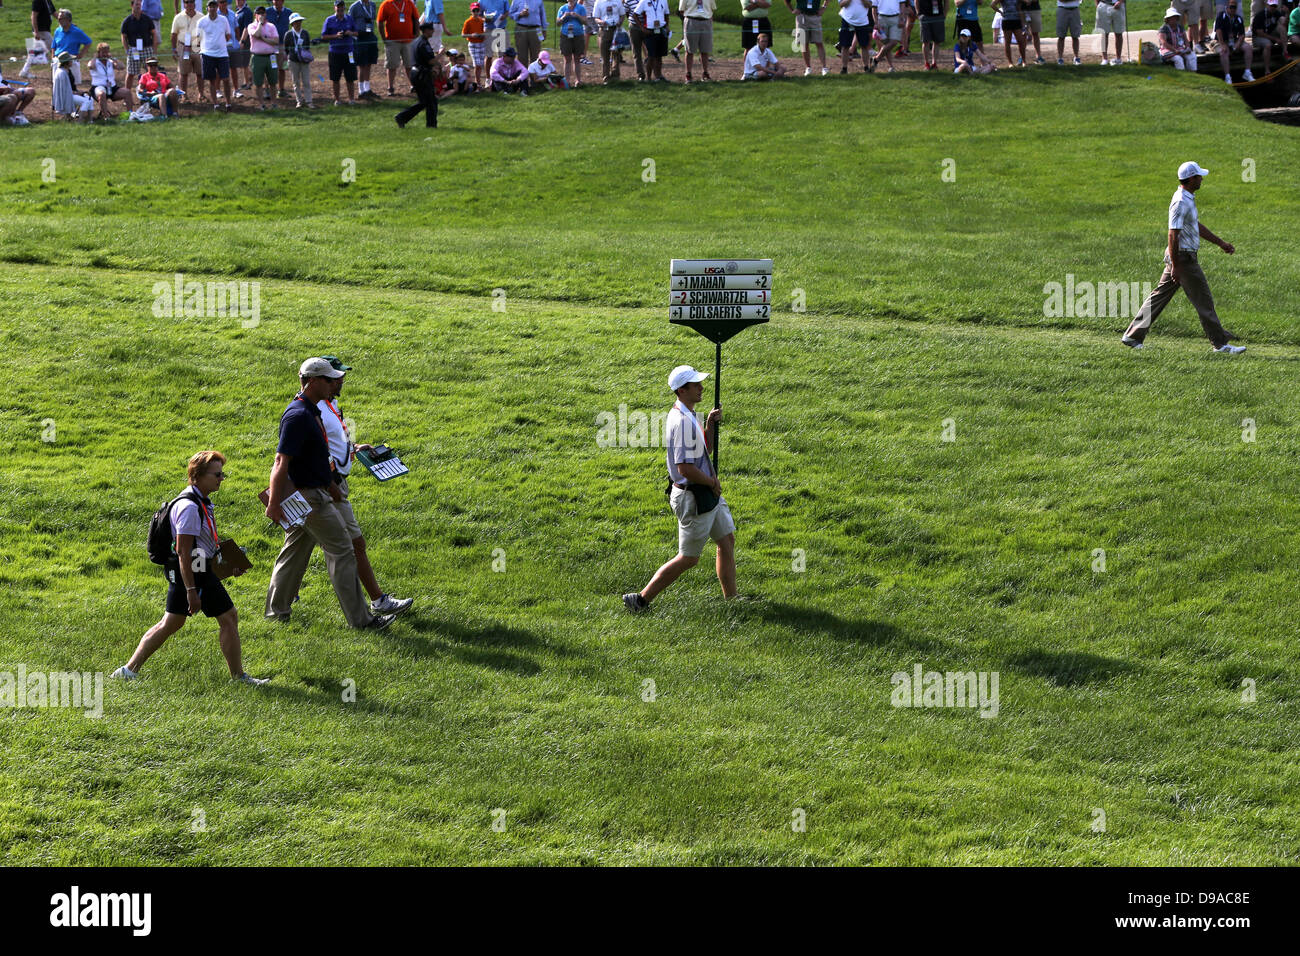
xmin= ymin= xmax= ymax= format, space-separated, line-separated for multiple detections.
xmin=757 ymin=601 xmax=903 ymax=646
xmin=1002 ymin=649 xmax=1137 ymax=686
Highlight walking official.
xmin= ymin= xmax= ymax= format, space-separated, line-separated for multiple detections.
xmin=624 ymin=365 xmax=737 ymax=612
xmin=1123 ymin=162 xmax=1245 ymax=354
xmin=317 ymin=355 xmax=414 ymax=617
xmin=395 ymin=19 xmax=439 ymax=127
xmin=264 ymin=358 xmax=396 ymax=629
xmin=111 ymin=451 xmax=268 ymax=685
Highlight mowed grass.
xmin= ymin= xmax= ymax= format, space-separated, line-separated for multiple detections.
xmin=1 ymin=71 xmax=1299 ymax=865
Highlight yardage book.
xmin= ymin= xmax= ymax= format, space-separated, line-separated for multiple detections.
xmin=356 ymin=445 xmax=409 ymax=481
xmin=257 ymin=489 xmax=313 ymax=530
xmin=213 ymin=539 xmax=252 ymax=581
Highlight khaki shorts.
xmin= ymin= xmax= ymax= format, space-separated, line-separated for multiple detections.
xmin=1198 ymin=0 xmax=1215 ymax=19
xmin=685 ymin=17 xmax=714 ymax=52
xmin=333 ymin=477 xmax=363 ymax=540
xmin=1095 ymin=1 xmax=1126 ymax=31
xmin=1171 ymin=0 xmax=1198 ymax=19
xmin=795 ymin=12 xmax=823 ymax=45
xmin=386 ymin=38 xmax=414 ymax=72
xmin=670 ymin=486 xmax=735 ymax=558
xmin=878 ymin=13 xmax=903 ymax=41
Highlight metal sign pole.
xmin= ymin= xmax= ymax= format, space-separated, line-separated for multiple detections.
xmin=713 ymin=338 xmax=722 ymax=473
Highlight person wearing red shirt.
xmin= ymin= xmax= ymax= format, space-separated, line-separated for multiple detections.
xmin=377 ymin=0 xmax=419 ymax=94
xmin=136 ymin=56 xmax=181 ymax=114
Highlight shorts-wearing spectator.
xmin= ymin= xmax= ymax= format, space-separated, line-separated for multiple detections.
xmin=464 ymin=3 xmax=489 ymax=87
xmin=217 ymin=0 xmax=244 ymax=93
xmin=1095 ymin=0 xmax=1126 ymax=63
xmin=198 ymin=0 xmax=235 ymax=108
xmin=350 ymin=1 xmax=381 ymax=97
xmin=838 ymin=0 xmax=873 ymax=72
xmin=785 ymin=0 xmax=824 ymax=75
xmin=233 ymin=0 xmax=255 ymax=83
xmin=378 ymin=0 xmax=420 ymax=93
xmin=479 ymin=0 xmax=511 ymax=72
xmin=1021 ymin=0 xmax=1043 ymax=62
xmin=915 ymin=0 xmax=946 ymax=69
xmin=52 ymin=7 xmax=92 ymax=86
xmin=265 ymin=0 xmax=294 ymax=95
xmin=172 ymin=0 xmax=207 ymax=99
xmin=244 ymin=4 xmax=279 ymax=107
xmin=1249 ymin=0 xmax=1283 ymax=74
xmin=1056 ymin=0 xmax=1081 ymax=63
xmin=872 ymin=0 xmax=912 ymax=70
xmin=1216 ymin=1 xmax=1254 ymax=80
xmin=122 ymin=0 xmax=159 ymax=93
xmin=557 ymin=1 xmax=589 ymax=84
xmin=137 ymin=56 xmax=181 ymax=114
xmin=90 ymin=44 xmax=130 ymax=118
xmin=323 ymin=0 xmax=359 ymax=103
xmin=637 ymin=0 xmax=670 ymax=79
xmin=953 ymin=0 xmax=983 ymax=47
xmin=990 ymin=0 xmax=1027 ymax=65
xmin=23 ymin=0 xmax=57 ymax=80
xmin=0 ymin=65 xmax=37 ymax=124
xmin=421 ymin=0 xmax=448 ymax=49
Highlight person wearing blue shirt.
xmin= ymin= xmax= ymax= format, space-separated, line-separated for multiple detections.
xmin=509 ymin=0 xmax=546 ymax=65
xmin=478 ymin=0 xmax=511 ymax=68
xmin=216 ymin=0 xmax=245 ymax=94
xmin=52 ymin=9 xmax=93 ymax=85
xmin=265 ymin=0 xmax=294 ymax=95
xmin=953 ymin=0 xmax=982 ymax=47
xmin=557 ymin=1 xmax=587 ymax=84
xmin=322 ymin=0 xmax=359 ymax=103
xmin=349 ymin=0 xmax=380 ymax=97
xmin=421 ymin=0 xmax=447 ymax=48
xmin=234 ymin=0 xmax=255 ymax=87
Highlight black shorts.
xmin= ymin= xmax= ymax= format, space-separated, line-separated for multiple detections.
xmin=954 ymin=18 xmax=983 ymax=42
xmin=202 ymin=54 xmax=231 ymax=80
xmin=164 ymin=564 xmax=234 ymax=618
xmin=838 ymin=22 xmax=872 ymax=50
xmin=356 ymin=35 xmax=380 ymax=65
xmin=643 ymin=29 xmax=668 ymax=58
xmin=921 ymin=18 xmax=945 ymax=43
xmin=1001 ymin=17 xmax=1023 ymax=32
xmin=330 ymin=50 xmax=358 ymax=81
xmin=741 ymin=16 xmax=773 ymax=49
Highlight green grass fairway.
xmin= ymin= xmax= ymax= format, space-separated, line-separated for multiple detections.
xmin=2 ymin=70 xmax=1299 ymax=865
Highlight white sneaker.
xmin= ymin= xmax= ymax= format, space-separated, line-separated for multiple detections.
xmin=1073 ymin=57 xmax=1081 ymax=66
xmin=370 ymin=593 xmax=414 ymax=616
xmin=821 ymin=67 xmax=829 ymax=75
xmin=1224 ymin=73 xmax=1233 ymax=84
xmin=11 ymin=113 xmax=29 ymax=126
xmin=1213 ymin=343 xmax=1246 ymax=354
xmin=1242 ymin=69 xmax=1255 ymax=81
xmin=1101 ymin=57 xmax=1109 ymax=65
xmin=804 ymin=67 xmax=812 ymax=76
xmin=234 ymin=673 xmax=270 ymax=685
xmin=110 ymin=665 xmax=138 ymax=681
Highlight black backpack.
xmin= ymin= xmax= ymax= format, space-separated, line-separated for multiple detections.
xmin=146 ymin=488 xmax=204 ymax=565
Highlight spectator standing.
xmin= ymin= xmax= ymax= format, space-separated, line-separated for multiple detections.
xmin=871 ymin=0 xmax=912 ymax=70
xmin=1055 ymin=0 xmax=1081 ymax=63
xmin=283 ymin=11 xmax=314 ymax=106
xmin=122 ymin=0 xmax=159 ymax=102
xmin=264 ymin=0 xmax=293 ymax=97
xmin=23 ymin=0 xmax=57 ymax=80
xmin=624 ymin=0 xmax=647 ymax=80
xmin=137 ymin=55 xmax=181 ymax=113
xmin=323 ymin=0 xmax=359 ymax=104
xmin=557 ymin=0 xmax=589 ymax=83
xmin=52 ymin=7 xmax=93 ymax=86
xmin=1095 ymin=0 xmax=1126 ymax=64
xmin=1216 ymin=0 xmax=1254 ymax=79
xmin=681 ymin=0 xmax=722 ymax=79
xmin=110 ymin=451 xmax=267 ymax=686
xmin=197 ymin=0 xmax=234 ymax=110
xmin=378 ymin=0 xmax=420 ymax=94
xmin=234 ymin=0 xmax=254 ymax=89
xmin=422 ymin=0 xmax=447 ymax=49
xmin=1021 ymin=0 xmax=1043 ymax=62
xmin=350 ymin=0 xmax=381 ymax=98
xmin=837 ymin=0 xmax=873 ymax=71
xmin=784 ymin=0 xmax=825 ymax=75
xmin=742 ymin=29 xmax=786 ymax=74
xmin=244 ymin=4 xmax=279 ymax=107
xmin=953 ymin=0 xmax=983 ymax=47
xmin=915 ymin=0 xmax=945 ymax=69
xmin=989 ymin=0 xmax=1026 ymax=65
xmin=479 ymin=0 xmax=511 ymax=73
xmin=509 ymin=0 xmax=546 ymax=68
xmin=171 ymin=0 xmax=206 ymax=100
xmin=217 ymin=0 xmax=244 ymax=95
xmin=90 ymin=44 xmax=130 ymax=118
xmin=464 ymin=2 xmax=489 ymax=88
xmin=636 ymin=0 xmax=670 ymax=79
xmin=740 ymin=0 xmax=773 ymax=50
xmin=490 ymin=43 xmax=530 ymax=89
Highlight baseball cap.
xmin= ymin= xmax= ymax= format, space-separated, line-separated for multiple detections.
xmin=959 ymin=27 xmax=971 ymax=35
xmin=1177 ymin=161 xmax=1209 ymax=180
xmin=447 ymin=47 xmax=461 ymax=57
xmin=299 ymin=357 xmax=345 ymax=380
xmin=669 ymin=365 xmax=709 ymax=392
xmin=320 ymin=355 xmax=353 ymax=372
xmin=504 ymin=46 xmax=517 ymax=56
xmin=539 ymin=50 xmax=551 ymax=64
xmin=470 ymin=1 xmax=482 ymax=7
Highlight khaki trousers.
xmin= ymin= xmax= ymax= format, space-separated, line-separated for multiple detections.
xmin=265 ymin=485 xmax=374 ymax=627
xmin=599 ymin=25 xmax=620 ymax=81
xmin=1126 ymin=251 xmax=1231 ymax=348
xmin=514 ymin=26 xmax=542 ymax=66
xmin=288 ymin=59 xmax=312 ymax=104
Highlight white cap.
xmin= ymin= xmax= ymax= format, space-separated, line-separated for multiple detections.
xmin=289 ymin=12 xmax=304 ymax=22
xmin=1177 ymin=161 xmax=1209 ymax=180
xmin=668 ymin=365 xmax=708 ymax=392
xmin=299 ymin=357 xmax=345 ymax=379
xmin=959 ymin=27 xmax=971 ymax=35
xmin=1164 ymin=5 xmax=1180 ymax=17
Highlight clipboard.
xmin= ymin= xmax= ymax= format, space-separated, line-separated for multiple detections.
xmin=355 ymin=444 xmax=409 ymax=481
xmin=213 ymin=538 xmax=253 ymax=581
xmin=258 ymin=488 xmax=313 ymax=529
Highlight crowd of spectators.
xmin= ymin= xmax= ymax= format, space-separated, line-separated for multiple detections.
xmin=4 ymin=0 xmax=1299 ymax=124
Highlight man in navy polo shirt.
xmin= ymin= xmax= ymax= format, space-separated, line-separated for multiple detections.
xmin=265 ymin=358 xmax=394 ymax=629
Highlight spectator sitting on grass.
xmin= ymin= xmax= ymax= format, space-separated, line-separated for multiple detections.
xmin=1216 ymin=0 xmax=1254 ymax=81
xmin=90 ymin=43 xmax=130 ymax=119
xmin=52 ymin=49 xmax=92 ymax=119
xmin=0 ymin=65 xmax=37 ymax=125
xmin=1158 ymin=6 xmax=1197 ymax=68
xmin=137 ymin=55 xmax=181 ymax=115
xmin=743 ymin=30 xmax=786 ymax=76
xmin=491 ymin=45 xmax=530 ymax=92
xmin=446 ymin=48 xmax=476 ymax=92
xmin=953 ymin=24 xmax=994 ymax=70
xmin=529 ymin=48 xmax=569 ymax=86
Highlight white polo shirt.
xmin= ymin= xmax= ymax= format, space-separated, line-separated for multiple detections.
xmin=196 ymin=13 xmax=233 ymax=56
xmin=591 ymin=0 xmax=624 ymax=22
xmin=743 ymin=43 xmax=778 ymax=77
xmin=1169 ymin=186 xmax=1200 ymax=254
xmin=665 ymin=400 xmax=712 ymax=488
xmin=636 ymin=0 xmax=670 ymax=29
xmin=170 ymin=488 xmax=219 ymax=559
xmin=318 ymin=399 xmax=354 ymax=476
xmin=876 ymin=0 xmax=903 ymax=15
xmin=839 ymin=0 xmax=871 ymax=25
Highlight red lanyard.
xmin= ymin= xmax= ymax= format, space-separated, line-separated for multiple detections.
xmin=323 ymin=399 xmax=349 ymax=438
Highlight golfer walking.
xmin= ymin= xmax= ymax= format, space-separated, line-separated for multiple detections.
xmin=1123 ymin=161 xmax=1245 ymax=354
xmin=624 ymin=365 xmax=736 ymax=612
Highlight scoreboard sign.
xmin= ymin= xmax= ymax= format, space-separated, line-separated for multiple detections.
xmin=668 ymin=259 xmax=772 ymax=344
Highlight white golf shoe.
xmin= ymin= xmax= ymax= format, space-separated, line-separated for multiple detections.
xmin=1213 ymin=344 xmax=1246 ymax=355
